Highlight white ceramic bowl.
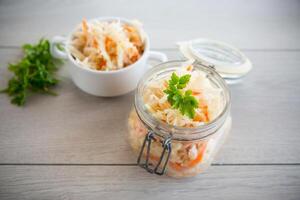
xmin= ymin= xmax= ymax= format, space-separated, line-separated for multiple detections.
xmin=51 ymin=17 xmax=167 ymax=97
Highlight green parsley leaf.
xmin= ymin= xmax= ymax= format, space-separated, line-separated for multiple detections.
xmin=179 ymin=74 xmax=191 ymax=84
xmin=170 ymin=72 xmax=179 ymax=85
xmin=1 ymin=39 xmax=63 ymax=106
xmin=163 ymin=72 xmax=198 ymax=119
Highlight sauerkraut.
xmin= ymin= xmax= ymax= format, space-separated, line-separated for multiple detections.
xmin=69 ymin=19 xmax=144 ymax=71
xmin=143 ymin=64 xmax=223 ymax=127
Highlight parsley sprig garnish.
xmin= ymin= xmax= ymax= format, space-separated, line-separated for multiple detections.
xmin=163 ymin=72 xmax=198 ymax=119
xmin=1 ymin=39 xmax=63 ymax=106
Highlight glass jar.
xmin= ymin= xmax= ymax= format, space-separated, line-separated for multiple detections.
xmin=127 ymin=60 xmax=231 ymax=177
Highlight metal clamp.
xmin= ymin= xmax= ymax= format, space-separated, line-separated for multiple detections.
xmin=137 ymin=131 xmax=172 ymax=175
xmin=192 ymin=60 xmax=216 ymax=70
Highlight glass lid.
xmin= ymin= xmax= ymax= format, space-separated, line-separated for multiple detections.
xmin=178 ymin=38 xmax=252 ymax=80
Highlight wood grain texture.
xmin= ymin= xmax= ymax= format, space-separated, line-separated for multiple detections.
xmin=0 ymin=165 xmax=299 ymax=200
xmin=1 ymin=1 xmax=300 ymax=199
xmin=1 ymin=49 xmax=300 ymax=164
xmin=0 ymin=0 xmax=300 ymax=49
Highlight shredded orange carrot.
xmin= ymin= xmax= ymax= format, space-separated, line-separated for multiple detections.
xmin=142 ymin=142 xmax=207 ymax=172
xmin=169 ymin=142 xmax=207 ymax=171
xmin=186 ymin=65 xmax=193 ymax=71
xmin=96 ymin=58 xmax=107 ymax=70
xmin=82 ymin=19 xmax=88 ymax=39
xmin=192 ymin=91 xmax=201 ymax=95
xmin=193 ymin=113 xmax=204 ymax=122
xmin=92 ymin=37 xmax=98 ymax=48
xmin=202 ymin=105 xmax=209 ymax=122
xmin=123 ymin=24 xmax=134 ymax=33
xmin=105 ymin=37 xmax=117 ymax=60
xmin=160 ymin=101 xmax=171 ymax=110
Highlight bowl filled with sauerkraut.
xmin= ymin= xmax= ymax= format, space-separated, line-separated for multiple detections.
xmin=51 ymin=17 xmax=167 ymax=96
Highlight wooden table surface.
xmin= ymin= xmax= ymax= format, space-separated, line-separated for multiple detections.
xmin=0 ymin=0 xmax=300 ymax=199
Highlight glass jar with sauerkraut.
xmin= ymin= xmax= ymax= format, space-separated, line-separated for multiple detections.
xmin=127 ymin=60 xmax=231 ymax=177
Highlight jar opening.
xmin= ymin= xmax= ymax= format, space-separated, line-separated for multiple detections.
xmin=135 ymin=60 xmax=231 ymax=141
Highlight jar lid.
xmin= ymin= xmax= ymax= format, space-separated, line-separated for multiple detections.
xmin=177 ymin=38 xmax=252 ymax=79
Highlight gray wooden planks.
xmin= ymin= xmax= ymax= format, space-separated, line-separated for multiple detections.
xmin=0 ymin=0 xmax=300 ymax=49
xmin=0 ymin=48 xmax=300 ymax=164
xmin=0 ymin=165 xmax=299 ymax=200
xmin=0 ymin=1 xmax=300 ymax=199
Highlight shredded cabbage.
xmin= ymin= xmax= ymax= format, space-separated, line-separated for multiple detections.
xmin=143 ymin=63 xmax=223 ymax=127
xmin=70 ymin=19 xmax=144 ymax=71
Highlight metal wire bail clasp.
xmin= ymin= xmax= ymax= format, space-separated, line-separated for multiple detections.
xmin=192 ymin=59 xmax=216 ymax=70
xmin=137 ymin=131 xmax=172 ymax=175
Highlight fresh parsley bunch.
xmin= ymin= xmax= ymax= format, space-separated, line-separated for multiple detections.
xmin=163 ymin=72 xmax=199 ymax=119
xmin=1 ymin=39 xmax=62 ymax=106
